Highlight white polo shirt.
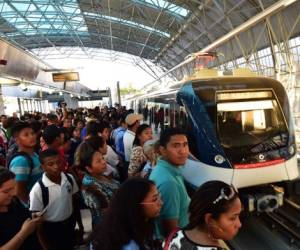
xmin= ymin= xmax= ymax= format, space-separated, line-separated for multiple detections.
xmin=29 ymin=173 xmax=78 ymax=222
xmin=123 ymin=129 xmax=135 ymax=162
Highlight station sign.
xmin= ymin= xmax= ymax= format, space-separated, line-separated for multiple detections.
xmin=52 ymin=72 xmax=79 ymax=82
xmin=84 ymin=89 xmax=110 ymax=100
xmin=90 ymin=90 xmax=110 ymax=97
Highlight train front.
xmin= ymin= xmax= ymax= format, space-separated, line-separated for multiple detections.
xmin=178 ymin=76 xmax=299 ymax=212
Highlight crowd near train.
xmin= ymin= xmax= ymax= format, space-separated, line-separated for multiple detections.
xmin=0 ymin=68 xmax=298 ymax=250
xmin=128 ymin=68 xmax=299 ymax=213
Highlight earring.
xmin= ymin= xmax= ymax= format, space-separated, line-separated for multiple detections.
xmin=206 ymin=226 xmax=218 ymax=242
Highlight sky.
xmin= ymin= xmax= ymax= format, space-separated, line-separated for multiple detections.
xmin=46 ymin=58 xmax=158 ymax=91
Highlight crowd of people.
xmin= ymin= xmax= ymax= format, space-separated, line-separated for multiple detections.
xmin=0 ymin=104 xmax=242 ymax=250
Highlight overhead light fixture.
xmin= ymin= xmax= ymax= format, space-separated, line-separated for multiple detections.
xmin=59 ymin=91 xmax=63 ymax=96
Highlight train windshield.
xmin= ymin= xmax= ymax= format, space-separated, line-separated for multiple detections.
xmin=216 ymin=91 xmax=288 ymax=154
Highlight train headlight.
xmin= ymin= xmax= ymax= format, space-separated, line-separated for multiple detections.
xmin=214 ymin=155 xmax=224 ymax=164
xmin=288 ymin=145 xmax=295 ymax=155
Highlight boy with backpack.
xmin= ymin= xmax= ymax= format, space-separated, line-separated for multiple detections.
xmin=9 ymin=121 xmax=43 ymax=206
xmin=29 ymin=149 xmax=79 ymax=250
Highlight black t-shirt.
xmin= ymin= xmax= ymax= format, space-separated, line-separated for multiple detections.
xmin=0 ymin=198 xmax=41 ymax=250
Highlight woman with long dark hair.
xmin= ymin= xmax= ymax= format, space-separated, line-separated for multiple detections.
xmin=128 ymin=124 xmax=153 ymax=177
xmin=164 ymin=181 xmax=242 ymax=250
xmin=91 ymin=178 xmax=162 ymax=250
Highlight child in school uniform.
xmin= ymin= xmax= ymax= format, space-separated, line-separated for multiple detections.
xmin=29 ymin=149 xmax=79 ymax=250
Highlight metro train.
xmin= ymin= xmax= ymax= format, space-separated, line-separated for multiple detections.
xmin=129 ymin=69 xmax=299 ymax=212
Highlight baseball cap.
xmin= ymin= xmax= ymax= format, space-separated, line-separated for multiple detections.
xmin=125 ymin=113 xmax=143 ymax=126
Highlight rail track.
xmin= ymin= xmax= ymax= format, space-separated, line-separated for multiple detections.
xmin=262 ymin=197 xmax=300 ymax=246
xmin=228 ymin=196 xmax=300 ymax=250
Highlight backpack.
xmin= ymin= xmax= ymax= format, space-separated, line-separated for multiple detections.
xmin=6 ymin=141 xmax=19 ymax=166
xmin=7 ymin=151 xmax=34 ymax=174
xmin=38 ymin=172 xmax=74 ymax=208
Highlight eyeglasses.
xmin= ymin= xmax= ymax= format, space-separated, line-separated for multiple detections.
xmin=140 ymin=193 xmax=162 ymax=205
xmin=212 ymin=186 xmax=236 ymax=204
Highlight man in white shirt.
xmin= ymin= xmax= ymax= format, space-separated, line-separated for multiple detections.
xmin=123 ymin=113 xmax=143 ymax=163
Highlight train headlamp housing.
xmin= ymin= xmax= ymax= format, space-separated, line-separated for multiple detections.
xmin=214 ymin=155 xmax=225 ymax=164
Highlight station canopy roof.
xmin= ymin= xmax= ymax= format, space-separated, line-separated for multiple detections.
xmin=0 ymin=0 xmax=292 ymax=68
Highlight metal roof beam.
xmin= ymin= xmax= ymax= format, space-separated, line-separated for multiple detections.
xmin=28 ymin=0 xmax=63 ymax=54
xmin=3 ymin=0 xmax=62 ymax=54
xmin=132 ymin=58 xmax=157 ymax=79
xmin=201 ymin=0 xmax=298 ymax=53
xmin=138 ymin=0 xmax=167 ymax=57
xmin=87 ymin=31 xmax=159 ymax=51
xmin=49 ymin=1 xmax=91 ymax=58
xmin=147 ymin=0 xmax=298 ymax=88
xmin=107 ymin=0 xmax=113 ymax=51
xmin=154 ymin=0 xmax=214 ymax=62
xmin=125 ymin=6 xmax=135 ymax=54
xmin=160 ymin=0 xmax=248 ymax=61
